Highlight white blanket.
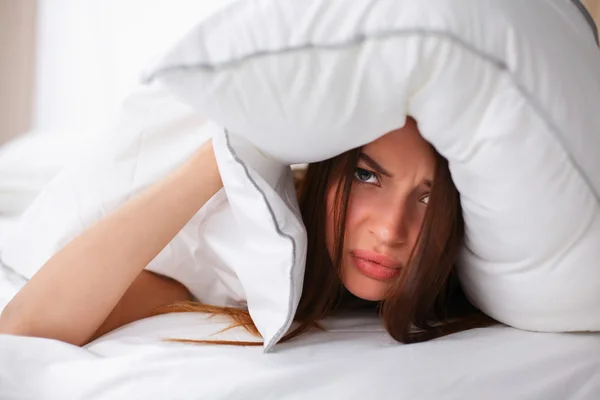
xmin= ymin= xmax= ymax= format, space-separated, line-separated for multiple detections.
xmin=1 ymin=216 xmax=600 ymax=399
xmin=0 ymin=217 xmax=25 ymax=312
xmin=1 ymin=276 xmax=600 ymax=398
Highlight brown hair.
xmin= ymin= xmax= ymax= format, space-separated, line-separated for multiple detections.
xmin=156 ymin=144 xmax=495 ymax=345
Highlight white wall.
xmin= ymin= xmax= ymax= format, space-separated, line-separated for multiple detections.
xmin=0 ymin=0 xmax=36 ymax=144
xmin=32 ymin=0 xmax=235 ymax=135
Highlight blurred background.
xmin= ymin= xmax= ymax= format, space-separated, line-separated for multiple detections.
xmin=0 ymin=0 xmax=239 ymax=145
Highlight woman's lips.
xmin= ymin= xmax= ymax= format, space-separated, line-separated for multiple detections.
xmin=351 ymin=250 xmax=402 ymax=281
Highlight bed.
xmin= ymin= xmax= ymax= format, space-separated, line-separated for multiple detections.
xmin=0 ymin=213 xmax=599 ymax=399
xmin=2 ymin=1 xmax=600 ymax=396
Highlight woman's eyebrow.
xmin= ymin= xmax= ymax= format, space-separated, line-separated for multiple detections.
xmin=359 ymin=153 xmax=392 ymax=177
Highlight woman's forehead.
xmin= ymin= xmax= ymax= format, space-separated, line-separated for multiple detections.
xmin=364 ymin=124 xmax=433 ymax=161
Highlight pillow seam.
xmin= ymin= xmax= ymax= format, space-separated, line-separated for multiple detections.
xmin=223 ymin=129 xmax=297 ymax=353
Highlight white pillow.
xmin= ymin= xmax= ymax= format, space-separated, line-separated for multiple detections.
xmin=146 ymin=0 xmax=600 ymax=332
xmin=1 ymin=82 xmax=305 ymax=351
xmin=0 ymin=131 xmax=87 ymax=216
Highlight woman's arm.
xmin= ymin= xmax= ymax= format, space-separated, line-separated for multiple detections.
xmin=88 ymin=270 xmax=192 ymax=342
xmin=0 ymin=140 xmax=222 ymax=346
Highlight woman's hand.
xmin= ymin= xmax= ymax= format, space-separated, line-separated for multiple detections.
xmin=0 ymin=139 xmax=223 ymax=346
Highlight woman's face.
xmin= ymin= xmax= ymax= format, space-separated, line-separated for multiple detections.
xmin=326 ymin=119 xmax=436 ymax=301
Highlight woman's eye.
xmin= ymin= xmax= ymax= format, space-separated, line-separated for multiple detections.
xmin=420 ymin=194 xmax=430 ymax=205
xmin=354 ymin=168 xmax=379 ymax=184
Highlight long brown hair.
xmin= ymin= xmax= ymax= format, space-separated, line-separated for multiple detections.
xmin=156 ymin=144 xmax=495 ymax=345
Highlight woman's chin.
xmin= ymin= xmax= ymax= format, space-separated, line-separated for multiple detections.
xmin=341 ymin=273 xmax=389 ymax=302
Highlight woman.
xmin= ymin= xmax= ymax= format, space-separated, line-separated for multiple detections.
xmin=0 ymin=118 xmax=493 ymax=346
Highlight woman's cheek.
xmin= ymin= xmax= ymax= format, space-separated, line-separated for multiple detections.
xmin=344 ymin=185 xmax=375 ymax=233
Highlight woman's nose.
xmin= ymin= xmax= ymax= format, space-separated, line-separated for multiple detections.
xmin=370 ymin=204 xmax=409 ymax=247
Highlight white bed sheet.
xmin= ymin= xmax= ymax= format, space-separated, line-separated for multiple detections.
xmin=1 ymin=214 xmax=599 ymax=399
xmin=0 ymin=216 xmax=27 ymax=312
xmin=1 ymin=298 xmax=600 ymax=399
xmin=0 ymin=216 xmax=20 ymax=250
